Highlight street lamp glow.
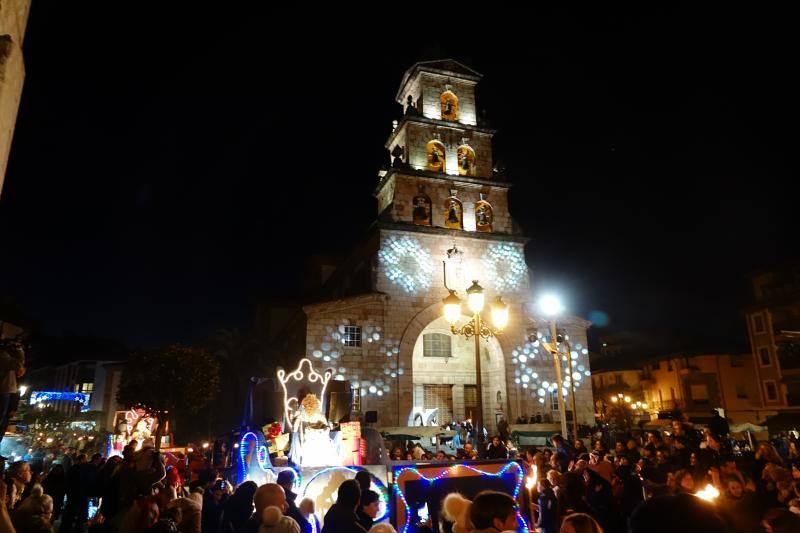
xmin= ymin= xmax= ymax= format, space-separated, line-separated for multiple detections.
xmin=466 ymin=280 xmax=485 ymax=313
xmin=539 ymin=294 xmax=563 ymax=316
xmin=491 ymin=297 xmax=509 ymax=330
xmin=610 ymin=396 xmax=618 ymax=403
xmin=442 ymin=290 xmax=462 ymax=324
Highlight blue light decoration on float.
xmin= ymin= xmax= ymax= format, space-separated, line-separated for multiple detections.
xmin=302 ymin=466 xmax=391 ymax=523
xmin=237 ymin=431 xmax=272 ymax=485
xmin=392 ymin=461 xmax=528 ymax=533
xmin=29 ymin=391 xmax=91 ymax=412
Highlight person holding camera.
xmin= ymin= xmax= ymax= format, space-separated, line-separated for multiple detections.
xmin=0 ymin=335 xmax=25 ymax=461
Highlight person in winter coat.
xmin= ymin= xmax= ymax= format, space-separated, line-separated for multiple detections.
xmin=484 ymin=436 xmax=509 ymax=460
xmin=167 ymin=490 xmax=203 ymax=533
xmin=221 ymin=480 xmax=257 ymax=532
xmin=536 ymin=478 xmax=559 ymax=533
xmin=321 ymin=479 xmax=366 ymax=533
xmin=298 ymin=499 xmax=321 ymax=533
xmin=41 ymin=465 xmax=66 ymax=522
xmin=11 ymin=484 xmax=54 ymax=533
xmin=245 ymin=484 xmax=300 ymax=533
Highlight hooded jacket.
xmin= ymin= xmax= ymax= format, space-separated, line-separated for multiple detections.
xmin=259 ymin=506 xmax=300 ymax=533
xmin=321 ymin=503 xmax=367 ymax=533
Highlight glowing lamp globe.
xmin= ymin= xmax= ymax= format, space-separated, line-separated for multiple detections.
xmin=466 ymin=280 xmax=485 ymax=313
xmin=491 ymin=297 xmax=509 ymax=330
xmin=539 ymin=294 xmax=563 ymax=316
xmin=442 ymin=290 xmax=462 ymax=325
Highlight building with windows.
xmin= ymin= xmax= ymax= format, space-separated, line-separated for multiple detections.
xmin=25 ymin=359 xmax=124 ymax=430
xmin=299 ymin=60 xmax=594 ymax=432
xmin=744 ymin=263 xmax=800 ymax=410
xmin=0 ymin=0 xmax=30 ymax=195
xmin=592 ymin=352 xmax=767 ymax=425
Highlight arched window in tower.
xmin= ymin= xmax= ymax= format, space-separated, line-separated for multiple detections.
xmin=444 ymin=190 xmax=464 ymax=230
xmin=426 ymin=140 xmax=446 ymax=173
xmin=412 ymin=185 xmax=432 ymax=226
xmin=475 ymin=193 xmax=493 ymax=233
xmin=440 ymin=90 xmax=459 ymax=121
xmin=457 ymin=145 xmax=476 ymax=176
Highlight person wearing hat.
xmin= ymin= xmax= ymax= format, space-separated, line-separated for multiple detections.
xmin=276 ymin=469 xmax=310 ymax=533
xmin=585 ymin=458 xmax=614 ymax=531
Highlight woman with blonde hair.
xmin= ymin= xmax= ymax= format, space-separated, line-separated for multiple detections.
xmin=560 ymin=512 xmax=603 ymax=533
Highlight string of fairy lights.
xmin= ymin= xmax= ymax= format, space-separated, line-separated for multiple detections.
xmin=393 ymin=462 xmax=529 ymax=533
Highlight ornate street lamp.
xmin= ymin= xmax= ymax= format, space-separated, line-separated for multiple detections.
xmin=442 ymin=275 xmax=508 ymax=443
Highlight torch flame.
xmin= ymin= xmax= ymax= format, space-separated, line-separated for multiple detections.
xmin=525 ymin=465 xmax=538 ymax=490
xmin=695 ymin=484 xmax=719 ymax=502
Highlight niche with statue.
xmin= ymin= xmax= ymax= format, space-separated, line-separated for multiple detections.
xmin=457 ymin=144 xmax=476 ymax=176
xmin=444 ymin=190 xmax=464 ymax=230
xmin=440 ymin=89 xmax=459 ymax=121
xmin=475 ymin=193 xmax=493 ymax=233
xmin=412 ymin=185 xmax=433 ymax=226
xmin=426 ymin=140 xmax=446 ymax=173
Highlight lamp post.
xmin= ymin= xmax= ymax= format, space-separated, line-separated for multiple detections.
xmin=534 ymin=295 xmax=578 ymax=440
xmin=443 ymin=278 xmax=508 ymax=444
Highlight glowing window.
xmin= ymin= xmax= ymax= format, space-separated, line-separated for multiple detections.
xmin=764 ymin=380 xmax=778 ymax=401
xmin=343 ymin=326 xmax=362 ymax=347
xmin=759 ymin=347 xmax=771 ymax=366
xmin=550 ymin=390 xmax=559 ymax=411
xmin=423 ymin=333 xmax=452 ymax=358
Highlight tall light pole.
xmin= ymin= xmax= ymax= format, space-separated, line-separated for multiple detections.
xmin=443 ymin=276 xmax=508 ymax=444
xmin=536 ymin=295 xmax=578 ymax=440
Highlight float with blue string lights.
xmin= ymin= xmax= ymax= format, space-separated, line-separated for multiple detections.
xmin=392 ymin=461 xmax=528 ymax=533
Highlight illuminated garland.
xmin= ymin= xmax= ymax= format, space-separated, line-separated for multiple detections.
xmin=29 ymin=391 xmax=91 ymax=412
xmin=393 ymin=461 xmax=528 ymax=533
xmin=302 ymin=466 xmax=390 ymax=522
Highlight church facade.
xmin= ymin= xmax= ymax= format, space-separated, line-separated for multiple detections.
xmin=302 ymin=60 xmax=594 ymax=432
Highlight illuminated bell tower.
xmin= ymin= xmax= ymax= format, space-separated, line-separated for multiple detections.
xmin=372 ymin=60 xmax=531 ymax=431
xmin=302 ymin=60 xmax=594 ymax=432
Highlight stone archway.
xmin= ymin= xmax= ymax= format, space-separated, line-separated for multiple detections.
xmin=397 ymin=302 xmax=509 ymax=432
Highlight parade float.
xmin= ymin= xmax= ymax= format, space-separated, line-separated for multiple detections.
xmin=228 ymin=358 xmax=530 ymax=533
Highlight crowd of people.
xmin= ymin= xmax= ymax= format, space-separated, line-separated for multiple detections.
xmin=0 ymin=440 xmax=399 ymax=533
xmin=385 ymin=414 xmax=800 ymax=532
xmin=0 ymin=414 xmax=799 ymax=532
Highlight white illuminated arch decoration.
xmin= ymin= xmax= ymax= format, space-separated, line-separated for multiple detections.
xmin=277 ymin=358 xmax=333 ymax=430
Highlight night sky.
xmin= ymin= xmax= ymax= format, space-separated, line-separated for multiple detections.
xmin=0 ymin=6 xmax=796 ymax=352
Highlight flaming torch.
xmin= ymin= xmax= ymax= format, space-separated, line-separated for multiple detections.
xmin=695 ymin=484 xmax=720 ymax=502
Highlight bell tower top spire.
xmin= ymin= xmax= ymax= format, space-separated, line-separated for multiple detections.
xmin=395 ymin=59 xmax=482 ymax=126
